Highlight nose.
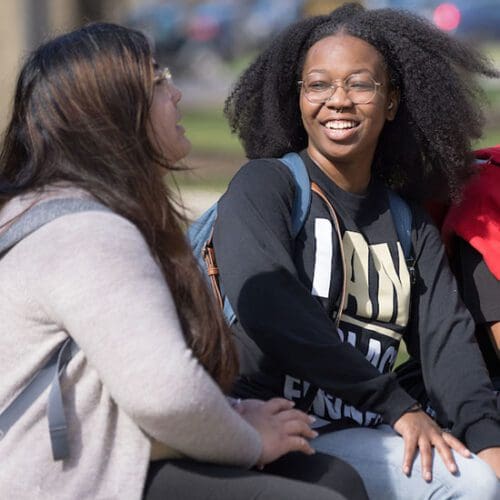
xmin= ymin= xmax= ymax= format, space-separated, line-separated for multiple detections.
xmin=170 ymin=83 xmax=182 ymax=104
xmin=325 ymin=84 xmax=352 ymax=108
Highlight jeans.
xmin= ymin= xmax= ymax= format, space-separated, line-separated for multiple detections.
xmin=313 ymin=424 xmax=499 ymax=500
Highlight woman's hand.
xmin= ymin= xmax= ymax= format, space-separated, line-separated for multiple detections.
xmin=234 ymin=398 xmax=318 ymax=467
xmin=393 ymin=407 xmax=471 ymax=481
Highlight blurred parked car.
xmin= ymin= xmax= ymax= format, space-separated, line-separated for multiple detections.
xmin=186 ymin=0 xmax=242 ymax=61
xmin=239 ymin=0 xmax=305 ymax=50
xmin=125 ymin=2 xmax=187 ymax=63
xmin=379 ymin=0 xmax=500 ymax=41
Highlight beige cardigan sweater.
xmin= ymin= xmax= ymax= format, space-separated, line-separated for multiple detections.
xmin=0 ymin=187 xmax=261 ymax=500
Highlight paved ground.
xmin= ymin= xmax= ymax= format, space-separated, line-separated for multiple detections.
xmin=176 ymin=150 xmax=245 ymax=219
xmin=180 ymin=188 xmax=222 ymax=220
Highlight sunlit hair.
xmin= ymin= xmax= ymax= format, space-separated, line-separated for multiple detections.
xmin=225 ymin=3 xmax=500 ymax=201
xmin=0 ymin=22 xmax=237 ymax=391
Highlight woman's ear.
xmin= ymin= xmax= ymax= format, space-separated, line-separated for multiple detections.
xmin=386 ymin=88 xmax=400 ymax=121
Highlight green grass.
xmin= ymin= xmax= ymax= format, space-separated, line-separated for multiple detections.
xmin=395 ymin=341 xmax=409 ymax=369
xmin=182 ymin=109 xmax=243 ymax=155
xmin=477 ymin=127 xmax=500 ymax=148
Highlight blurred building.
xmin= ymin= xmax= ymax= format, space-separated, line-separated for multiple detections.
xmin=303 ymin=0 xmax=364 ymax=16
xmin=0 ymin=0 xmax=147 ymax=133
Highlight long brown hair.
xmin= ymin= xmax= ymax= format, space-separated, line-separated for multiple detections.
xmin=0 ymin=22 xmax=238 ymax=391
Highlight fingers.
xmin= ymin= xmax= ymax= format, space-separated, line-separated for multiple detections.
xmin=277 ymin=408 xmax=316 ymax=425
xmin=285 ymin=435 xmax=316 ymax=456
xmin=264 ymin=398 xmax=296 ymax=414
xmin=418 ymin=438 xmax=433 ymax=481
xmin=442 ymin=431 xmax=471 ymax=458
xmin=283 ymin=418 xmax=319 ymax=440
xmin=402 ymin=435 xmax=418 ymax=476
xmin=405 ymin=430 xmax=468 ymax=480
xmin=433 ymin=437 xmax=458 ymax=475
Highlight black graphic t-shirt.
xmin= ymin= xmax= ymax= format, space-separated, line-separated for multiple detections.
xmin=213 ymin=150 xmax=500 ymax=448
xmin=289 ymin=158 xmax=411 ymax=428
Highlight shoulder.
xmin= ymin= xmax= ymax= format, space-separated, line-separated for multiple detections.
xmin=228 ymin=157 xmax=297 ymax=196
xmin=8 ymin=209 xmax=150 ymax=277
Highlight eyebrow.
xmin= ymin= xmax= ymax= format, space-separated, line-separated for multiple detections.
xmin=305 ymin=69 xmax=372 ymax=76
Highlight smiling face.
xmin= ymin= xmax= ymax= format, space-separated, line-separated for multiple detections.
xmin=148 ymin=66 xmax=191 ymax=164
xmin=300 ymin=34 xmax=398 ymax=181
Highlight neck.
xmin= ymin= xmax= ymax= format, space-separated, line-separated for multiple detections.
xmin=307 ymin=149 xmax=372 ymax=194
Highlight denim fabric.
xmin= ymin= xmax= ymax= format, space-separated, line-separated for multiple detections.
xmin=313 ymin=424 xmax=499 ymax=500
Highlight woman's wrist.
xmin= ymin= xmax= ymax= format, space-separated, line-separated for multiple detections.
xmin=405 ymin=402 xmax=423 ymax=413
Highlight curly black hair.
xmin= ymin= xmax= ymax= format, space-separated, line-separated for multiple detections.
xmin=224 ymin=3 xmax=499 ymax=201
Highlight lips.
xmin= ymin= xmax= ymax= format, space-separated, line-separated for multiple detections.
xmin=323 ymin=119 xmax=359 ymax=130
xmin=321 ymin=118 xmax=360 ymax=141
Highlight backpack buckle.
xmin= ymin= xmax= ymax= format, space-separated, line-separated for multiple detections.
xmin=407 ymin=258 xmax=417 ymax=285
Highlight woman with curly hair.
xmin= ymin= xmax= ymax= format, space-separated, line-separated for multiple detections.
xmin=209 ymin=3 xmax=500 ymax=498
xmin=0 ymin=22 xmax=368 ymax=500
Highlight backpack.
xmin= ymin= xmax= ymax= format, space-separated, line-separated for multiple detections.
xmin=0 ymin=197 xmax=109 ymax=460
xmin=188 ymin=152 xmax=415 ymax=326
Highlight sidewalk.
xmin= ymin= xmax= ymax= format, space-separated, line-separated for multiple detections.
xmin=180 ymin=188 xmax=222 ymax=219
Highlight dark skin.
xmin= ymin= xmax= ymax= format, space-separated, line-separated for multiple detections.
xmin=299 ymin=33 xmax=481 ymax=481
xmin=300 ymin=34 xmax=397 ymax=195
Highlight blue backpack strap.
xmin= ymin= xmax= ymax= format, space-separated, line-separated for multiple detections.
xmin=187 ymin=153 xmax=312 ymax=327
xmin=387 ymin=190 xmax=416 ymax=284
xmin=0 ymin=197 xmax=109 ymax=460
xmin=279 ymin=152 xmax=311 ymax=237
xmin=187 ymin=201 xmax=219 ymax=273
xmin=222 ymin=153 xmax=311 ymax=325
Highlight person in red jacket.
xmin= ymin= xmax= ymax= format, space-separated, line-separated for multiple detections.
xmin=443 ymin=146 xmax=500 ymax=388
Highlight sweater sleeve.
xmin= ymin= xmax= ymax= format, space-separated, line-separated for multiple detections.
xmin=213 ymin=160 xmax=414 ymax=425
xmin=404 ymin=207 xmax=500 ymax=453
xmin=23 ymin=211 xmax=261 ymax=467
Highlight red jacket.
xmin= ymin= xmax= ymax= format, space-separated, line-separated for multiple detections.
xmin=441 ymin=146 xmax=500 ymax=279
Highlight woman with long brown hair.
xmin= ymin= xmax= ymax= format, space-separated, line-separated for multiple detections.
xmin=0 ymin=23 xmax=367 ymax=500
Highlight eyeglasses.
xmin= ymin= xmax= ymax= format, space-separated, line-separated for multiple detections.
xmin=153 ymin=67 xmax=173 ymax=86
xmin=298 ymin=74 xmax=382 ymax=105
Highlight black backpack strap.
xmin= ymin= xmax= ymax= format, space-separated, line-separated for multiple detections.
xmin=0 ymin=197 xmax=109 ymax=460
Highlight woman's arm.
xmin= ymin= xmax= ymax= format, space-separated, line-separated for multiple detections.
xmin=24 ymin=211 xmax=263 ymax=467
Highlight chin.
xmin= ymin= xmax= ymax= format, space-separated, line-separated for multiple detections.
xmin=165 ymin=140 xmax=192 ymax=164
